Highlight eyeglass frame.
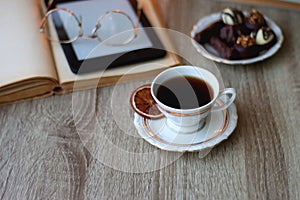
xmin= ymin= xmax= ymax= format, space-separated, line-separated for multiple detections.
xmin=40 ymin=0 xmax=143 ymax=45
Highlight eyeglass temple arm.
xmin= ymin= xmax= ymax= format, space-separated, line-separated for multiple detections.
xmin=39 ymin=0 xmax=55 ymax=33
xmin=47 ymin=0 xmax=55 ymax=11
xmin=134 ymin=0 xmax=143 ymax=35
xmin=40 ymin=0 xmax=51 ymax=32
xmin=41 ymin=0 xmax=67 ymax=33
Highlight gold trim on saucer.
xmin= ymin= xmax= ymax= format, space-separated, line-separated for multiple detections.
xmin=142 ymin=100 xmax=229 ymax=148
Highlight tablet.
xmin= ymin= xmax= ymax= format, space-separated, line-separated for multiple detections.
xmin=44 ymin=0 xmax=166 ymax=74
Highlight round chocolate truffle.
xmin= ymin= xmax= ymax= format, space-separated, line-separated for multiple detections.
xmin=221 ymin=8 xmax=244 ymax=25
xmin=251 ymin=27 xmax=275 ymax=45
xmin=245 ymin=9 xmax=266 ymax=30
xmin=250 ymin=27 xmax=277 ymax=52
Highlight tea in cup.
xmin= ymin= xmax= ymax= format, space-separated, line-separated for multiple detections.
xmin=150 ymin=65 xmax=236 ymax=133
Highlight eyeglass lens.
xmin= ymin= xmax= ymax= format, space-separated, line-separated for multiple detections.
xmin=45 ymin=9 xmax=81 ymax=43
xmin=96 ymin=11 xmax=135 ymax=45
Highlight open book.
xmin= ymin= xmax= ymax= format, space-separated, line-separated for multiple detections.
xmin=0 ymin=0 xmax=180 ymax=105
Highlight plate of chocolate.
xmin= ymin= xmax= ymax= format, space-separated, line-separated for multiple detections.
xmin=191 ymin=8 xmax=284 ymax=65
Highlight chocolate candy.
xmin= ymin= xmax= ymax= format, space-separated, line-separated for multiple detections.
xmin=251 ymin=27 xmax=275 ymax=45
xmin=250 ymin=27 xmax=277 ymax=52
xmin=210 ymin=36 xmax=239 ymax=59
xmin=234 ymin=35 xmax=259 ymax=58
xmin=220 ymin=24 xmax=247 ymax=45
xmin=194 ymin=21 xmax=224 ymax=44
xmin=245 ymin=9 xmax=266 ymax=30
xmin=221 ymin=8 xmax=244 ymax=25
xmin=193 ymin=8 xmax=277 ymax=60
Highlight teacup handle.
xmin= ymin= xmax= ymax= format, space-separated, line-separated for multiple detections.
xmin=211 ymin=88 xmax=236 ymax=112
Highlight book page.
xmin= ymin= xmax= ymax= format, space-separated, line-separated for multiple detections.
xmin=0 ymin=0 xmax=58 ymax=88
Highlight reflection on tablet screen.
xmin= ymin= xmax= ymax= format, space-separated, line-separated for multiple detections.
xmin=57 ymin=0 xmax=153 ymax=60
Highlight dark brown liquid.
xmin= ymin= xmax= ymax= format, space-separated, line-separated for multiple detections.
xmin=155 ymin=76 xmax=213 ymax=109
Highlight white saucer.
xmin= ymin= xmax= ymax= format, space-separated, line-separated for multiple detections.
xmin=134 ymin=100 xmax=238 ymax=152
xmin=191 ymin=12 xmax=284 ymax=65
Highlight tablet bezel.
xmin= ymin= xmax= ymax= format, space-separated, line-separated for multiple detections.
xmin=45 ymin=0 xmax=166 ymax=74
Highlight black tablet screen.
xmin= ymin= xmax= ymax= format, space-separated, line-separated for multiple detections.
xmin=45 ymin=0 xmax=166 ymax=74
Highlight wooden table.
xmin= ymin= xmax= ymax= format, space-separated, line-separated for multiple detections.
xmin=0 ymin=0 xmax=299 ymax=199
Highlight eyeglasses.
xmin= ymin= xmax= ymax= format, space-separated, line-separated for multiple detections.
xmin=40 ymin=0 xmax=142 ymax=46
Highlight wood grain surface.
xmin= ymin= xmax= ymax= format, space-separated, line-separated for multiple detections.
xmin=0 ymin=0 xmax=299 ymax=199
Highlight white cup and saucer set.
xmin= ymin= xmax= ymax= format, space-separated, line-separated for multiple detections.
xmin=130 ymin=65 xmax=238 ymax=152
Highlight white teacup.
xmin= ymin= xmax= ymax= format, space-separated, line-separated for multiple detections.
xmin=151 ymin=65 xmax=236 ymax=133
